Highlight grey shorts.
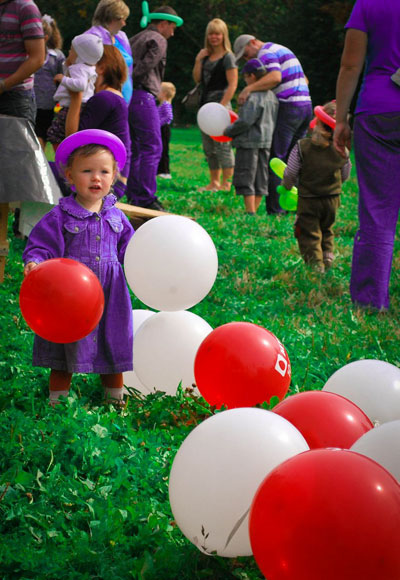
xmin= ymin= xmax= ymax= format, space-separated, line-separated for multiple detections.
xmin=233 ymin=148 xmax=270 ymax=196
xmin=201 ymin=131 xmax=235 ymax=170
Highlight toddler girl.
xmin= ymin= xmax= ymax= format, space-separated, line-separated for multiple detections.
xmin=23 ymin=129 xmax=134 ymax=406
xmin=47 ymin=33 xmax=104 ymax=149
xmin=33 ymin=14 xmax=65 ymax=150
xmin=157 ymin=81 xmax=176 ymax=179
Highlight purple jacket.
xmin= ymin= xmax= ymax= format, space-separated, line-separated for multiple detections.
xmin=22 ymin=194 xmax=134 ymax=374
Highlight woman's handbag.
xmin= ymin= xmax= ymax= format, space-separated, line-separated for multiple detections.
xmin=181 ymin=84 xmax=202 ymax=111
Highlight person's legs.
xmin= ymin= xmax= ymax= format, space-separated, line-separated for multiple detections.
xmin=244 ymin=195 xmax=256 ymax=213
xmin=295 ymin=197 xmax=324 ymax=269
xmin=233 ymin=148 xmax=258 ymax=213
xmin=201 ymin=132 xmax=221 ymax=189
xmin=267 ymin=103 xmax=313 ymax=214
xmin=321 ymin=196 xmax=340 ymax=270
xmin=157 ymin=123 xmax=171 ymax=175
xmin=101 ymin=373 xmax=124 ymax=405
xmin=126 ymin=90 xmax=163 ymax=207
xmin=351 ymin=113 xmax=400 ymax=310
xmin=49 ymin=369 xmax=73 ymax=406
xmin=221 ymin=167 xmax=234 ymax=190
xmin=218 ymin=141 xmax=235 ymax=190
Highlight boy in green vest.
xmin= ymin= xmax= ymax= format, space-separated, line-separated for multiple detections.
xmin=282 ymin=101 xmax=351 ymax=271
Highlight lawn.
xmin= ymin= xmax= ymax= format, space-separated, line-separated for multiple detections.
xmin=1 ymin=126 xmax=399 ymax=579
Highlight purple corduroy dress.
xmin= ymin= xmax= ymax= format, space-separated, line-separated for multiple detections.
xmin=22 ymin=193 xmax=134 ymax=374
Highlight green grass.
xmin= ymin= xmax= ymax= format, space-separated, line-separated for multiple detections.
xmin=1 ymin=127 xmax=400 ymax=579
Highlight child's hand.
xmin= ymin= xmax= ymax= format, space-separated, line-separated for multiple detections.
xmin=24 ymin=262 xmax=38 ymax=277
xmin=53 ymin=74 xmax=63 ymax=84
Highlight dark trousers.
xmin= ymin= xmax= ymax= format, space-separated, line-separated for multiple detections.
xmin=294 ymin=195 xmax=340 ymax=267
xmin=126 ymin=90 xmax=162 ymax=207
xmin=351 ymin=112 xmax=400 ymax=309
xmin=0 ymin=89 xmax=36 ymax=125
xmin=158 ymin=124 xmax=171 ymax=174
xmin=267 ymin=102 xmax=313 ymax=214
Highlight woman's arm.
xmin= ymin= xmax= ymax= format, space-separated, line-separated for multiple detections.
xmin=220 ymin=67 xmax=238 ymax=107
xmin=192 ymin=48 xmax=209 ymax=83
xmin=333 ymin=28 xmax=367 ymax=157
xmin=65 ymin=91 xmax=83 ymax=136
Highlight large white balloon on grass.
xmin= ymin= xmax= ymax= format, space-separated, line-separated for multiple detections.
xmin=123 ymin=309 xmax=156 ymax=395
xmin=351 ymin=420 xmax=400 ymax=482
xmin=169 ymin=408 xmax=309 ymax=557
xmin=133 ymin=310 xmax=212 ymax=395
xmin=197 ymin=103 xmax=231 ymax=136
xmin=322 ymin=359 xmax=400 ymax=425
xmin=124 ymin=216 xmax=218 ymax=311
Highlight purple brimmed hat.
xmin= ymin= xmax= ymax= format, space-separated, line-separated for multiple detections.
xmin=242 ymin=58 xmax=266 ymax=75
xmin=55 ymin=129 xmax=127 ymax=173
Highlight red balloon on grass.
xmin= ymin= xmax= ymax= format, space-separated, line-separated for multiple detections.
xmin=249 ymin=449 xmax=400 ymax=580
xmin=20 ymin=258 xmax=104 ymax=343
xmin=211 ymin=110 xmax=238 ymax=142
xmin=273 ymin=390 xmax=374 ymax=449
xmin=194 ymin=321 xmax=291 ymax=408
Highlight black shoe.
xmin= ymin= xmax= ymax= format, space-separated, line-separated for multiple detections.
xmin=146 ymin=199 xmax=165 ymax=211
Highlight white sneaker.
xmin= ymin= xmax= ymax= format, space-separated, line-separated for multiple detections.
xmin=158 ymin=173 xmax=172 ymax=179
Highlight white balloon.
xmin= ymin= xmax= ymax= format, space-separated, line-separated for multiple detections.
xmin=169 ymin=408 xmax=309 ymax=557
xmin=124 ymin=216 xmax=218 ymax=311
xmin=123 ymin=309 xmax=156 ymax=395
xmin=322 ymin=359 xmax=400 ymax=425
xmin=133 ymin=310 xmax=212 ymax=395
xmin=351 ymin=420 xmax=400 ymax=482
xmin=197 ymin=103 xmax=231 ymax=136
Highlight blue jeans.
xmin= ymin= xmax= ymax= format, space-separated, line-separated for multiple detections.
xmin=126 ymin=90 xmax=162 ymax=207
xmin=0 ymin=89 xmax=36 ymax=126
xmin=267 ymin=102 xmax=313 ymax=214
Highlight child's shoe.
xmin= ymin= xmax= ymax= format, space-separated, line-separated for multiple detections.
xmin=103 ymin=387 xmax=125 ymax=407
xmin=323 ymin=252 xmax=334 ymax=271
xmin=49 ymin=389 xmax=69 ymax=407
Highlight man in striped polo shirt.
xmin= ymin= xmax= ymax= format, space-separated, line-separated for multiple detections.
xmin=234 ymin=34 xmax=312 ymax=215
xmin=0 ymin=0 xmax=45 ymax=125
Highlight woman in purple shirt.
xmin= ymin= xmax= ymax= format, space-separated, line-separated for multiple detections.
xmin=66 ymin=45 xmax=131 ymax=198
xmin=334 ymin=0 xmax=400 ymax=311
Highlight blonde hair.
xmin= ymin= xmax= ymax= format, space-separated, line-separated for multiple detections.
xmin=204 ymin=18 xmax=232 ymax=54
xmin=92 ymin=0 xmax=130 ymax=26
xmin=161 ymin=81 xmax=176 ymax=101
xmin=42 ymin=15 xmax=63 ymax=50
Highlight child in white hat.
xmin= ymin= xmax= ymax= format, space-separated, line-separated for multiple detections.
xmin=47 ymin=33 xmax=104 ymax=147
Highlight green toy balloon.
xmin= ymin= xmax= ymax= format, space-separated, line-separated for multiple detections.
xmin=269 ymin=157 xmax=298 ymax=211
xmin=277 ymin=185 xmax=298 ymax=212
xmin=140 ymin=1 xmax=183 ymax=28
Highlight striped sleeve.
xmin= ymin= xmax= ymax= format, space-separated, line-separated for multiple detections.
xmin=282 ymin=143 xmax=302 ymax=189
xmin=19 ymin=1 xmax=44 ymax=39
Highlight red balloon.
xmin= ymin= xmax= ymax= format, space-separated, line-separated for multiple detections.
xmin=249 ymin=449 xmax=400 ymax=580
xmin=273 ymin=391 xmax=374 ymax=449
xmin=211 ymin=110 xmax=238 ymax=142
xmin=20 ymin=258 xmax=104 ymax=343
xmin=194 ymin=322 xmax=291 ymax=408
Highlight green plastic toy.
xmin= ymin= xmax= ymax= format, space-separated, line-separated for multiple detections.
xmin=269 ymin=157 xmax=298 ymax=211
xmin=140 ymin=1 xmax=183 ymax=28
